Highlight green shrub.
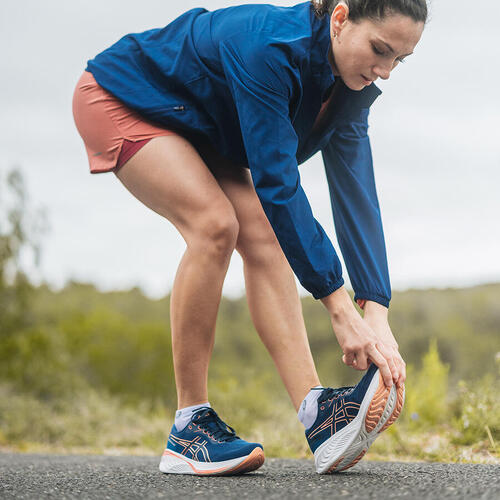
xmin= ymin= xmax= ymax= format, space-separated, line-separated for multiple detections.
xmin=58 ymin=308 xmax=176 ymax=405
xmin=404 ymin=339 xmax=450 ymax=428
xmin=0 ymin=326 xmax=85 ymax=399
xmin=452 ymin=354 xmax=500 ymax=450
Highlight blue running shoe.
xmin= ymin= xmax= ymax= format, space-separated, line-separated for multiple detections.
xmin=306 ymin=364 xmax=405 ymax=474
xmin=159 ymin=407 xmax=264 ymax=475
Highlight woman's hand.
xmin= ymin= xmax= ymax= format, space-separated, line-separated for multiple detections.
xmin=321 ymin=287 xmax=396 ymax=388
xmin=362 ymin=300 xmax=406 ymax=388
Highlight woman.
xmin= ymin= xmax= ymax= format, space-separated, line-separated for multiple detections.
xmin=73 ymin=0 xmax=426 ymax=475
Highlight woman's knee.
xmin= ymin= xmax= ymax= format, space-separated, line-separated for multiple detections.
xmin=236 ymin=215 xmax=284 ymax=266
xmin=188 ymin=210 xmax=239 ymax=260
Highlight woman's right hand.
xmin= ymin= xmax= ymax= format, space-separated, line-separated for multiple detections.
xmin=321 ymin=286 xmax=395 ymax=388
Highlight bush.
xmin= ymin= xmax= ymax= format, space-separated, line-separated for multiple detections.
xmin=0 ymin=326 xmax=85 ymax=400
xmin=404 ymin=339 xmax=450 ymax=428
xmin=58 ymin=308 xmax=176 ymax=405
xmin=452 ymin=354 xmax=500 ymax=449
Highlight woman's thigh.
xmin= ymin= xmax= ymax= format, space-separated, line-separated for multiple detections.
xmin=113 ymin=135 xmax=238 ymax=245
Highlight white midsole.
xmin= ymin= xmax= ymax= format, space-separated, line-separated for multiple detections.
xmin=313 ymin=371 xmax=398 ymax=474
xmin=159 ymin=448 xmax=250 ymax=475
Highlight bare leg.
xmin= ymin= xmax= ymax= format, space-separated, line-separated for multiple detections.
xmin=241 ymin=247 xmax=321 ymax=411
xmin=209 ymin=161 xmax=321 ymax=411
xmin=114 ymin=136 xmax=238 ymax=409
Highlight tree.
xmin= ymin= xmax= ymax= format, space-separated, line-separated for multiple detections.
xmin=0 ymin=167 xmax=48 ymax=335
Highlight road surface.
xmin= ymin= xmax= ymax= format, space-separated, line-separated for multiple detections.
xmin=0 ymin=453 xmax=499 ymax=499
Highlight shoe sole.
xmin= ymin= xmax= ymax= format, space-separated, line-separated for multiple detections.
xmin=314 ymin=370 xmax=405 ymax=474
xmin=159 ymin=446 xmax=265 ymax=476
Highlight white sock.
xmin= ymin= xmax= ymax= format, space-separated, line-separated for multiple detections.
xmin=174 ymin=402 xmax=211 ymax=431
xmin=297 ymin=386 xmax=324 ymax=430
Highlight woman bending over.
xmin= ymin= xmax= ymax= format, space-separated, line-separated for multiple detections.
xmin=73 ymin=0 xmax=426 ymax=475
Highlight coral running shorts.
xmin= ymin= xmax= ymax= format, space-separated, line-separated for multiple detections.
xmin=72 ymin=71 xmax=178 ymax=174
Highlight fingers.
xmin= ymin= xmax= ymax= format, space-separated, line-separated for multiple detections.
xmin=385 ymin=346 xmax=406 ymax=388
xmin=366 ymin=344 xmax=393 ymax=387
xmin=374 ymin=341 xmax=407 ymax=388
xmin=343 ymin=352 xmax=355 ymax=366
xmin=354 ymin=352 xmax=369 ymax=370
xmin=395 ymin=355 xmax=406 ymax=388
xmin=342 ymin=352 xmax=364 ymax=371
xmin=333 ymin=312 xmax=403 ymax=385
xmin=379 ymin=343 xmax=399 ymax=385
xmin=387 ymin=356 xmax=399 ymax=385
xmin=343 ymin=351 xmax=369 ymax=371
xmin=386 ymin=350 xmax=406 ymax=387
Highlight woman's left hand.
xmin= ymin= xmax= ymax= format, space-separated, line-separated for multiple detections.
xmin=360 ymin=301 xmax=406 ymax=388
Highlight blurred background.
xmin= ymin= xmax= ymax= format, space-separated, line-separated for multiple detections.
xmin=0 ymin=0 xmax=498 ymax=462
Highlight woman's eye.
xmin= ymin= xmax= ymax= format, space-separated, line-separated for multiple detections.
xmin=371 ymin=45 xmax=385 ymax=56
xmin=372 ymin=43 xmax=406 ymax=64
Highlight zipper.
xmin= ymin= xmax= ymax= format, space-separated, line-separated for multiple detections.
xmin=173 ymin=105 xmax=185 ymax=111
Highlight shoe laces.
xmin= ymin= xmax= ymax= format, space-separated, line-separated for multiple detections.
xmin=192 ymin=408 xmax=239 ymax=442
xmin=318 ymin=386 xmax=354 ymax=404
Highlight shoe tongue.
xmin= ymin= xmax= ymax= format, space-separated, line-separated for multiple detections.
xmin=335 ymin=386 xmax=354 ymax=395
xmin=193 ymin=408 xmax=238 ymax=441
xmin=320 ymin=386 xmax=354 ymax=402
xmin=192 ymin=407 xmax=213 ymax=420
xmin=193 ymin=408 xmax=221 ymax=431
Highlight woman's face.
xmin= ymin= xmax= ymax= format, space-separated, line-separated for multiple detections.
xmin=330 ymin=4 xmax=425 ymax=91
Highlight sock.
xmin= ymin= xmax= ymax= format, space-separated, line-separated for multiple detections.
xmin=297 ymin=386 xmax=324 ymax=430
xmin=174 ymin=402 xmax=211 ymax=431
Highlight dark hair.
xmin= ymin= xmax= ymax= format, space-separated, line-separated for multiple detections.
xmin=311 ymin=0 xmax=428 ymax=24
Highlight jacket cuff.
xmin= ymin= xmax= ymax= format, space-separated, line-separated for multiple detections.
xmin=312 ymin=277 xmax=345 ymax=300
xmin=354 ymin=292 xmax=390 ymax=309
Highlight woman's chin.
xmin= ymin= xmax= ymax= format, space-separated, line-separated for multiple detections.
xmin=343 ymin=78 xmax=366 ymax=91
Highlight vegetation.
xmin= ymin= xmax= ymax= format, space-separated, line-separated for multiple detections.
xmin=0 ymin=167 xmax=498 ymax=463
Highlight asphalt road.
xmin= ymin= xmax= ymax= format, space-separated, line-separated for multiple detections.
xmin=0 ymin=453 xmax=499 ymax=499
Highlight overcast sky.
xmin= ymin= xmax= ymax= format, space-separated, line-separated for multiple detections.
xmin=1 ymin=0 xmax=499 ymax=299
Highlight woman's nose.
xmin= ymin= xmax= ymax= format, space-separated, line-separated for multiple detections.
xmin=373 ymin=64 xmax=391 ymax=81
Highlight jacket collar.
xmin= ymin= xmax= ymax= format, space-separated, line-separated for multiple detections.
xmin=333 ymin=78 xmax=383 ymax=113
xmin=309 ymin=8 xmax=335 ymax=101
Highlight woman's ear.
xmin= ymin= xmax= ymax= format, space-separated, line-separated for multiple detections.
xmin=330 ymin=1 xmax=349 ymax=38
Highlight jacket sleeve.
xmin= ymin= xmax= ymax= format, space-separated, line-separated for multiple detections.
xmin=321 ymin=108 xmax=391 ymax=307
xmin=219 ymin=32 xmax=344 ymax=299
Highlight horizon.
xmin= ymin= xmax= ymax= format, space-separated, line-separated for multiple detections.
xmin=33 ymin=276 xmax=500 ymax=302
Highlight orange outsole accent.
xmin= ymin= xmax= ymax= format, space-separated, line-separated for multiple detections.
xmin=378 ymin=383 xmax=405 ymax=433
xmin=222 ymin=447 xmax=265 ymax=475
xmin=326 ymin=456 xmax=344 ymax=473
xmin=163 ymin=447 xmax=264 ymax=476
xmin=339 ymin=449 xmax=367 ymax=472
xmin=365 ymin=372 xmax=390 ymax=433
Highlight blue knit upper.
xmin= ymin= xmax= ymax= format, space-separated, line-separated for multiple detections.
xmin=306 ymin=364 xmax=379 ymax=453
xmin=166 ymin=408 xmax=262 ymax=462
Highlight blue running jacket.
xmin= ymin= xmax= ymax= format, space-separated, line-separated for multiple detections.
xmin=86 ymin=2 xmax=391 ymax=307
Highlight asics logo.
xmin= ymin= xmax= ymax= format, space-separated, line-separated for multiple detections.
xmin=307 ymin=399 xmax=360 ymax=440
xmin=168 ymin=435 xmax=211 ymax=462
